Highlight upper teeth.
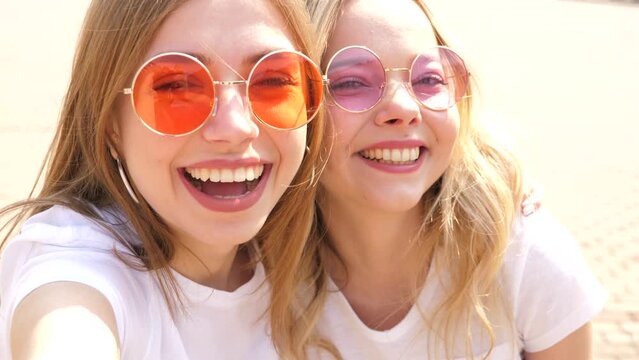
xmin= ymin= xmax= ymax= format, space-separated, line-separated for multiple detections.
xmin=185 ymin=165 xmax=264 ymax=183
xmin=360 ymin=147 xmax=420 ymax=162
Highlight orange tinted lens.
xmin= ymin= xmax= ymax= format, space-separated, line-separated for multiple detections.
xmin=132 ymin=54 xmax=214 ymax=135
xmin=248 ymin=52 xmax=323 ymax=129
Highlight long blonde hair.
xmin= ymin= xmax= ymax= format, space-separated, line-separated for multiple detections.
xmin=0 ymin=0 xmax=325 ymax=357
xmin=301 ymin=0 xmax=526 ymax=358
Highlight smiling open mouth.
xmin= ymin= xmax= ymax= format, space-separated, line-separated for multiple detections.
xmin=182 ymin=165 xmax=265 ymax=198
xmin=358 ymin=146 xmax=423 ymax=165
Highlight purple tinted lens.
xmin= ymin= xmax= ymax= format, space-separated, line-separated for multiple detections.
xmin=411 ymin=47 xmax=468 ymax=110
xmin=327 ymin=47 xmax=385 ymax=112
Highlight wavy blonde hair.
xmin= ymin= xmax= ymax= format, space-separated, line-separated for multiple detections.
xmin=293 ymin=0 xmax=526 ymax=359
xmin=0 ymin=0 xmax=325 ymax=357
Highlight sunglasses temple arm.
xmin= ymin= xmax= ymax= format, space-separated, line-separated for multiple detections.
xmin=211 ymin=97 xmax=218 ymax=117
xmin=211 ymin=51 xmax=245 ymax=81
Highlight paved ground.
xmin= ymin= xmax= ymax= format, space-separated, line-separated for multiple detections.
xmin=1 ymin=0 xmax=637 ymax=358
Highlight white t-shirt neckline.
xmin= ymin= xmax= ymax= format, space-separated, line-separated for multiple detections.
xmin=170 ymin=262 xmax=267 ymax=307
xmin=324 ymin=256 xmax=440 ymax=343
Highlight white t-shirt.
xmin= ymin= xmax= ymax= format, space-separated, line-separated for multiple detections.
xmin=315 ymin=210 xmax=607 ymax=359
xmin=0 ymin=206 xmax=279 ymax=360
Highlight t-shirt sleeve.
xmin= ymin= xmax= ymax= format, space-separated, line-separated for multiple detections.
xmin=506 ymin=211 xmax=607 ymax=352
xmin=0 ymin=232 xmax=144 ymax=357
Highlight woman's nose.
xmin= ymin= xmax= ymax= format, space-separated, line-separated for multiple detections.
xmin=200 ymin=86 xmax=259 ymax=149
xmin=373 ymin=81 xmax=422 ymax=127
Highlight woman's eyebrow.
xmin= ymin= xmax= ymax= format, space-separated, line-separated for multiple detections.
xmin=184 ymin=50 xmax=274 ymax=81
xmin=330 ymin=57 xmax=377 ymax=71
xmin=243 ymin=50 xmax=272 ymax=67
xmin=186 ymin=50 xmax=274 ymax=67
xmin=184 ymin=51 xmax=212 ymax=65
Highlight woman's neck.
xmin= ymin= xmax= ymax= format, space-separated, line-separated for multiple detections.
xmin=320 ymin=196 xmax=433 ymax=330
xmin=170 ymin=235 xmax=253 ymax=291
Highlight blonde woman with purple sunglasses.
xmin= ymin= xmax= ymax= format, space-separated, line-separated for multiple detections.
xmin=272 ymin=0 xmax=606 ymax=359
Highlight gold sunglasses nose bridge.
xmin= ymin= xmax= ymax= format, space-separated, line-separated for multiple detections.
xmin=213 ymin=80 xmax=246 ymax=86
xmin=209 ymin=80 xmax=248 ymax=117
xmin=384 ymin=67 xmax=410 ymax=82
xmin=383 ymin=67 xmax=413 ymax=97
xmin=385 ymin=67 xmax=410 ymax=72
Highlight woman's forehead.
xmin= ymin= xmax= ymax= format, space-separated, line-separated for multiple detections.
xmin=328 ymin=0 xmax=437 ymax=56
xmin=145 ymin=0 xmax=296 ymax=64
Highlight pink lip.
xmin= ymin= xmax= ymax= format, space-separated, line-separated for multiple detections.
xmin=184 ymin=158 xmax=263 ymax=169
xmin=179 ymin=164 xmax=271 ymax=212
xmin=357 ymin=140 xmax=427 ymax=174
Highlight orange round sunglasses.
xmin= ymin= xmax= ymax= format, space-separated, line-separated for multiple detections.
xmin=122 ymin=50 xmax=324 ymax=136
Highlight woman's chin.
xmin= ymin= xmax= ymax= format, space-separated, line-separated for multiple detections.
xmin=369 ymin=195 xmax=425 ymax=214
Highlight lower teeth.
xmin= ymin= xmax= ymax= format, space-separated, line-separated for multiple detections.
xmin=246 ymin=178 xmax=259 ymax=191
xmin=364 ymin=158 xmax=416 ymax=165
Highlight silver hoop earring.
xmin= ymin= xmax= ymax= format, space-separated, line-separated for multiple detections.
xmin=308 ymin=165 xmax=317 ymax=189
xmin=116 ymin=158 xmax=140 ymax=204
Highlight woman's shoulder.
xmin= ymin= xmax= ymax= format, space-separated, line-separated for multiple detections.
xmin=1 ymin=203 xmax=148 ymax=291
xmin=500 ymin=210 xmax=606 ymax=352
xmin=0 ymin=206 xmax=165 ymax=358
xmin=500 ymin=209 xmax=598 ymax=286
xmin=1 ymin=204 xmax=149 ymax=316
xmin=24 ymin=203 xmax=104 ymax=227
xmin=13 ymin=204 xmax=135 ymax=252
xmin=505 ymin=209 xmax=583 ymax=269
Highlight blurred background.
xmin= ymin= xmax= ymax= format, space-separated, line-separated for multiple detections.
xmin=0 ymin=0 xmax=637 ymax=358
xmin=427 ymin=1 xmax=639 ymax=358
